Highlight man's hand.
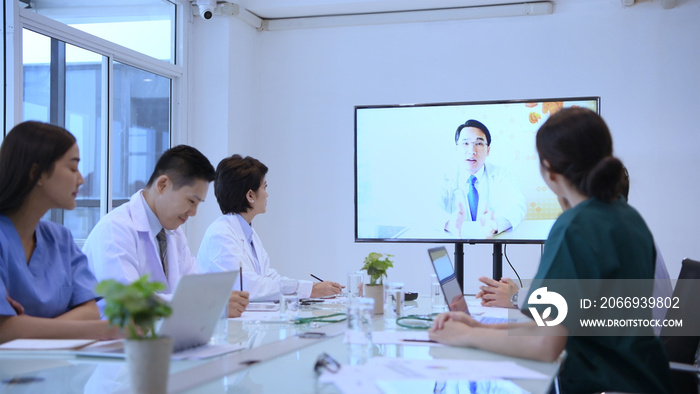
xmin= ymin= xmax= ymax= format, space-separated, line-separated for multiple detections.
xmin=310 ymin=282 xmax=343 ymax=298
xmin=445 ymin=202 xmax=466 ymax=237
xmin=475 ymin=277 xmax=519 ymax=308
xmin=227 ymin=291 xmax=250 ymax=318
xmin=479 ymin=205 xmax=498 ymax=238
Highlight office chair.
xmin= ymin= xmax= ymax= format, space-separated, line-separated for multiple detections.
xmin=661 ymin=258 xmax=700 ymax=394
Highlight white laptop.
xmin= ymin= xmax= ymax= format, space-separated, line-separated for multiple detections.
xmin=427 ymin=246 xmax=508 ymax=324
xmin=79 ymin=271 xmax=240 ymax=358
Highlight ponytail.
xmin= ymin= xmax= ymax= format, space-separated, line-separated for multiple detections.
xmin=581 ymin=156 xmax=624 ymax=202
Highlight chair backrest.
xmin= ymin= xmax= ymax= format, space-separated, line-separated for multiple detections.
xmin=661 ymin=258 xmax=700 ymax=393
xmin=661 ymin=258 xmax=700 ymax=360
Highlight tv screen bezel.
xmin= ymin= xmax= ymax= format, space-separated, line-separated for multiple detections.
xmin=354 ymin=96 xmax=601 ymax=245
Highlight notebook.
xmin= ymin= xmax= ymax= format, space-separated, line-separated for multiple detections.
xmin=79 ymin=270 xmax=242 ymax=359
xmin=427 ymin=246 xmax=507 ymax=324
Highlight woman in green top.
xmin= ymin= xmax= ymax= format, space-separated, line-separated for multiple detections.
xmin=429 ymin=107 xmax=672 ymax=393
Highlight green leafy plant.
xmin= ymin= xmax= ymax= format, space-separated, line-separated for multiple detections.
xmin=361 ymin=252 xmax=394 ymax=286
xmin=95 ymin=275 xmax=172 ymax=339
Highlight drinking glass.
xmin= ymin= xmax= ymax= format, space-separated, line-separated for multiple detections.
xmin=347 ymin=271 xmax=364 ymax=298
xmin=346 ymin=297 xmax=374 ymax=345
xmin=279 ymin=278 xmax=299 ymax=321
xmin=383 ymin=281 xmax=404 ymax=327
xmin=431 ymin=274 xmax=446 ymax=311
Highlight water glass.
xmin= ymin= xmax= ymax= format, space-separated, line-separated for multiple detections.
xmin=279 ymin=278 xmax=299 ymax=321
xmin=383 ymin=281 xmax=404 ymax=325
xmin=347 ymin=271 xmax=364 ymax=298
xmin=431 ymin=274 xmax=446 ymax=310
xmin=346 ymin=297 xmax=374 ymax=345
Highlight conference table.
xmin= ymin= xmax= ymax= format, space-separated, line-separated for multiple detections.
xmin=0 ymin=297 xmax=560 ymax=393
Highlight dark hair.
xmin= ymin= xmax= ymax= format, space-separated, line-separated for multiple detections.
xmin=146 ymin=145 xmax=215 ymax=189
xmin=536 ymin=107 xmax=624 ymax=202
xmin=0 ymin=121 xmax=77 ymax=214
xmin=214 ymin=154 xmax=268 ymax=215
xmin=455 ymin=119 xmax=491 ymax=145
xmin=620 ymin=165 xmax=630 ymax=200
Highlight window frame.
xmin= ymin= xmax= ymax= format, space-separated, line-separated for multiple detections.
xmin=5 ymin=0 xmax=190 ymax=239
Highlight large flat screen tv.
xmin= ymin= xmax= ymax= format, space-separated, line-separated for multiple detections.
xmin=355 ymin=97 xmax=600 ymax=244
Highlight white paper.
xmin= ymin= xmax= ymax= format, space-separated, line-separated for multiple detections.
xmin=232 ymin=311 xmax=288 ymax=322
xmin=319 ymin=357 xmax=548 ymax=394
xmin=0 ymin=338 xmax=96 ymax=351
xmin=375 ymin=379 xmax=530 ymax=394
xmin=246 ymin=302 xmax=280 ymax=312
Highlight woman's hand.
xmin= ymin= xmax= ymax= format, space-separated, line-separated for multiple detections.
xmin=6 ymin=296 xmax=24 ymax=315
xmin=429 ymin=313 xmax=482 ymax=347
xmin=431 ymin=311 xmax=481 ymax=330
xmin=310 ymin=282 xmax=343 ymax=297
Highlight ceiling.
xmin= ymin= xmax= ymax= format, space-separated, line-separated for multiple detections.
xmin=233 ymin=0 xmax=556 ymax=19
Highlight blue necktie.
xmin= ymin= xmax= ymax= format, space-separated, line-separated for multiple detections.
xmin=468 ymin=175 xmax=478 ymax=221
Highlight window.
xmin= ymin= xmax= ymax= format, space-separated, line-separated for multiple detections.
xmin=23 ymin=29 xmax=105 ymax=239
xmin=16 ymin=1 xmax=185 ymax=242
xmin=112 ymin=63 xmax=171 ymax=206
xmin=24 ymin=0 xmax=176 ymax=63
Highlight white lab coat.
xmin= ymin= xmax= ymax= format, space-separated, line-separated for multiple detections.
xmin=197 ymin=213 xmax=312 ymax=302
xmin=439 ymin=162 xmax=527 ymax=233
xmin=83 ymin=191 xmax=197 ymax=299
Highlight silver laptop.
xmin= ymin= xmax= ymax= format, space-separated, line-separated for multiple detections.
xmin=428 ymin=246 xmax=507 ymax=324
xmin=79 ymin=271 xmax=238 ymax=357
xmin=160 ymin=270 xmax=238 ymax=352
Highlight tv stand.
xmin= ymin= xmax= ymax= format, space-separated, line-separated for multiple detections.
xmin=454 ymin=243 xmax=503 ymax=290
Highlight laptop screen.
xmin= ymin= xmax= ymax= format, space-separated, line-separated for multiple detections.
xmin=428 ymin=247 xmax=468 ymax=313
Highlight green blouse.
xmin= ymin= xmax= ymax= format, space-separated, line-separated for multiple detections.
xmin=527 ymin=198 xmax=672 ymax=393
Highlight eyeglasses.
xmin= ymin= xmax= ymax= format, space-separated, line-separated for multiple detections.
xmin=314 ymin=352 xmax=341 ymax=375
xmin=458 ymin=140 xmax=488 ymax=149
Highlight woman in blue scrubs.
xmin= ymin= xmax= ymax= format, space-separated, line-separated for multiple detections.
xmin=429 ymin=108 xmax=672 ymax=393
xmin=0 ymin=121 xmax=119 ymax=342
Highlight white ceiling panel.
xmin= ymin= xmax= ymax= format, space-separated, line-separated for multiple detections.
xmin=235 ymin=0 xmax=541 ymax=19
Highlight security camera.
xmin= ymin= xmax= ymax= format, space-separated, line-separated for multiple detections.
xmin=198 ymin=4 xmax=214 ymax=19
xmin=196 ymin=0 xmax=216 ymax=20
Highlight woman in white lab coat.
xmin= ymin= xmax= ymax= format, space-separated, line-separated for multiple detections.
xmin=197 ymin=154 xmax=342 ymax=302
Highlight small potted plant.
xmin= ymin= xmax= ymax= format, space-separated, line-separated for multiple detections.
xmin=360 ymin=252 xmax=394 ymax=314
xmin=96 ymin=275 xmax=173 ymax=394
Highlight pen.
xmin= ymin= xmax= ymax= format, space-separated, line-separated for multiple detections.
xmin=239 ymin=261 xmax=243 ymax=291
xmin=309 ymin=273 xmax=324 ymax=282
xmin=401 ymin=339 xmax=437 ymax=343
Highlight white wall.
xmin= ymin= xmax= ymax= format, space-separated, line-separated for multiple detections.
xmin=186 ymin=16 xmax=258 ymax=251
xmin=188 ymin=0 xmax=700 ymax=296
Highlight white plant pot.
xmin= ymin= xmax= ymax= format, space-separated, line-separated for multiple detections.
xmin=125 ymin=337 xmax=173 ymax=394
xmin=364 ymin=284 xmax=384 ymax=315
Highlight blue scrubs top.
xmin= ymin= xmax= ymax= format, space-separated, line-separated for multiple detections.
xmin=0 ymin=215 xmax=98 ymax=317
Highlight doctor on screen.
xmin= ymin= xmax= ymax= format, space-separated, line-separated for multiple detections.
xmin=439 ymin=119 xmax=526 ymax=238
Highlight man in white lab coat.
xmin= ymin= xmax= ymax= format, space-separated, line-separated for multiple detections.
xmin=439 ymin=119 xmax=527 ymax=238
xmin=83 ymin=145 xmax=249 ymax=317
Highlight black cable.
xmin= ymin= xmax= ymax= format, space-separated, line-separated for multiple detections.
xmin=503 ymin=244 xmax=523 ymax=288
